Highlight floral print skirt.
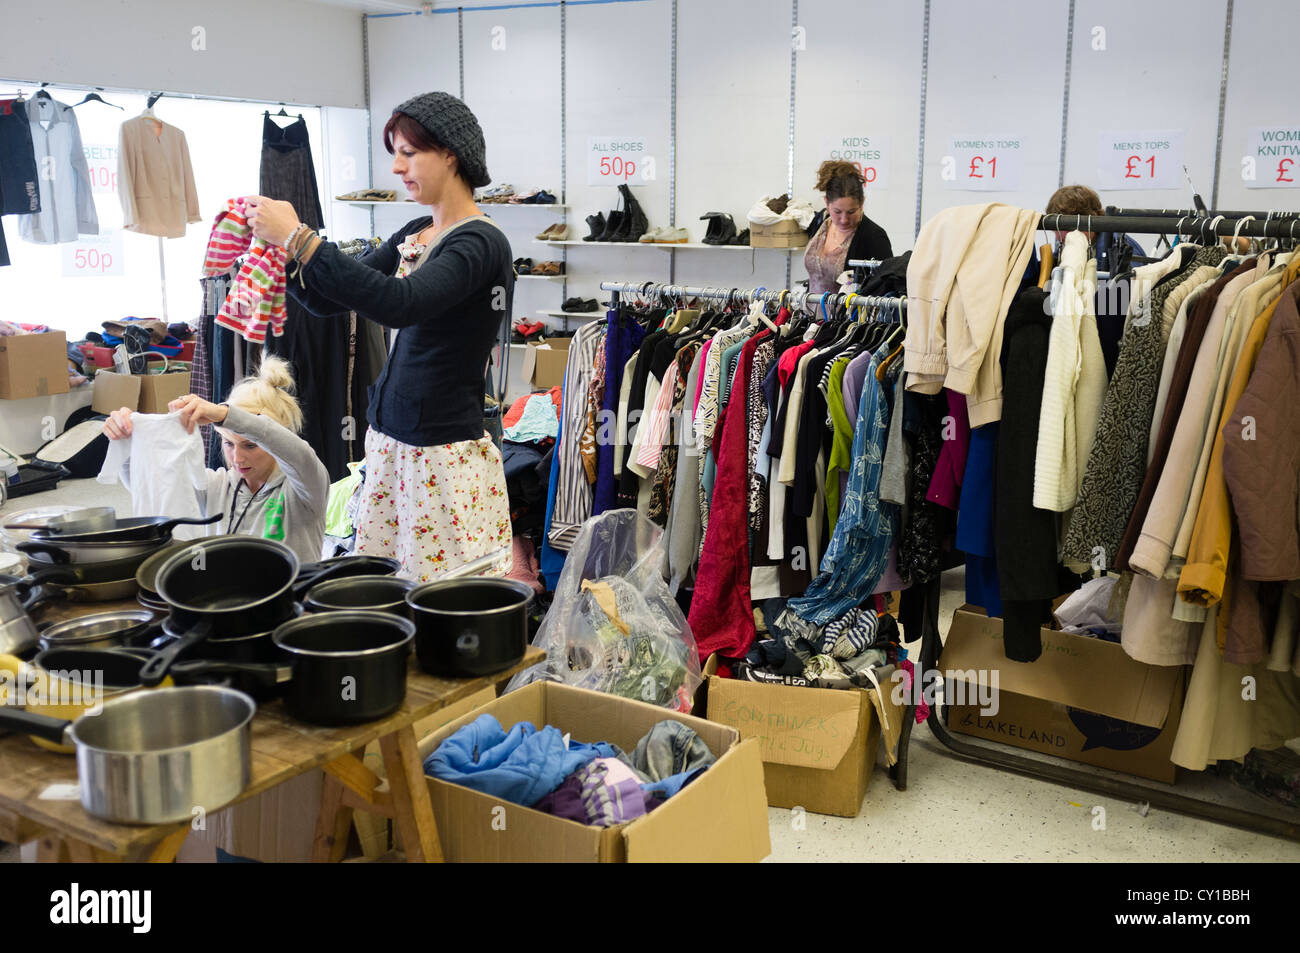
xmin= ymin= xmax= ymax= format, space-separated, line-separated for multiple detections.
xmin=355 ymin=428 xmax=513 ymax=583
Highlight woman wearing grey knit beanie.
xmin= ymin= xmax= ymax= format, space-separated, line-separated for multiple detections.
xmin=246 ymin=92 xmax=515 ymax=582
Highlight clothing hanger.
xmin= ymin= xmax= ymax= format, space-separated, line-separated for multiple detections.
xmin=73 ymin=90 xmax=122 ymax=110
xmin=265 ymin=104 xmax=302 ymax=125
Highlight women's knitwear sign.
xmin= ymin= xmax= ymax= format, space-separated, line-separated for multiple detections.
xmin=202 ymin=197 xmax=287 ymax=343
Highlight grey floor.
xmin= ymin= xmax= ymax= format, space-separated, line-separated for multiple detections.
xmin=4 ymin=480 xmax=1300 ymax=862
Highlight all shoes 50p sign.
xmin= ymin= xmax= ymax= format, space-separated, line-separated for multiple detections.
xmin=587 ymin=136 xmax=653 ymax=186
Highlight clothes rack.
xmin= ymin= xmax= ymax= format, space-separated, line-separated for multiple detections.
xmin=919 ymin=212 xmax=1300 ymax=841
xmin=598 ymin=277 xmax=915 ymax=791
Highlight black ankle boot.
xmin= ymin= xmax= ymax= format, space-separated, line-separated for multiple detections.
xmin=582 ymin=212 xmax=606 ymax=242
xmin=701 ymin=212 xmax=735 ymax=245
xmin=617 ymin=184 xmax=648 ymax=242
xmin=596 ymin=209 xmax=624 ymax=241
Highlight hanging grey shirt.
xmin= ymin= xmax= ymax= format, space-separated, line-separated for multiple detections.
xmin=18 ymin=95 xmax=98 ymax=244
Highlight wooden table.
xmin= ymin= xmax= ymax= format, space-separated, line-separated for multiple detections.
xmin=0 ymin=597 xmax=542 ymax=862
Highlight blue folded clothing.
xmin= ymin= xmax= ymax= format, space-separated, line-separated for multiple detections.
xmin=424 ymin=713 xmax=620 ymax=806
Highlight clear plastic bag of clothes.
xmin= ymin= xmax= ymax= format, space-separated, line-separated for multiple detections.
xmin=507 ymin=510 xmax=702 ymax=712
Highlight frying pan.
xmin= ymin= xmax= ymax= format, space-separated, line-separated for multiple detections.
xmin=10 ymin=513 xmax=223 ymax=545
xmin=0 ymin=686 xmax=254 ymax=824
xmin=18 ymin=536 xmax=166 ymax=565
xmin=9 ymin=507 xmax=117 ymax=536
xmin=134 ymin=539 xmax=193 ymax=596
xmin=38 ymin=609 xmax=160 ymax=651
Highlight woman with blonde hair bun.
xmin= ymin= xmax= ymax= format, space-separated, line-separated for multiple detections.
xmin=103 ymin=355 xmax=330 ymax=562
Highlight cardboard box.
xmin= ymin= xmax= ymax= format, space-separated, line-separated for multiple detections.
xmin=421 ymin=682 xmax=771 ymax=862
xmin=519 ymin=337 xmax=571 ymax=390
xmin=701 ymin=659 xmax=882 ymax=817
xmin=750 ymin=218 xmax=809 ymax=248
xmin=0 ymin=331 xmax=69 ymax=400
xmin=92 ymin=369 xmax=191 ymax=415
xmin=939 ymin=606 xmax=1184 ymax=783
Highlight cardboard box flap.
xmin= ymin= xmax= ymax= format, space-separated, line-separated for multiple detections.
xmin=92 ymin=372 xmax=141 ymax=414
xmin=624 ymin=738 xmax=770 ymax=862
xmin=939 ymin=608 xmax=1178 ymax=728
xmin=706 ymin=677 xmax=866 ymax=770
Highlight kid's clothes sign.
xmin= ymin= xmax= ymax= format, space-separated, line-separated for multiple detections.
xmin=1096 ymin=130 xmax=1185 ymax=190
xmin=822 ymin=135 xmax=891 ymax=190
xmin=1243 ymin=126 xmax=1300 ymax=189
xmin=942 ymin=136 xmax=1025 ymax=192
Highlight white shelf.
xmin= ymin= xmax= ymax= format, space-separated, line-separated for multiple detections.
xmin=334 ymin=199 xmax=417 ymax=207
xmin=537 ymin=238 xmax=801 ymax=252
xmin=535 ymin=239 xmax=658 ymax=247
xmin=539 ymin=309 xmax=602 ymax=319
xmin=479 ymin=202 xmax=568 ymax=210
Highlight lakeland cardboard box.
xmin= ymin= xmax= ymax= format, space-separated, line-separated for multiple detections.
xmin=700 ymin=667 xmax=882 ymax=817
xmin=939 ymin=606 xmax=1184 ymax=783
xmin=749 ymin=218 xmax=810 ymax=248
xmin=420 ymin=682 xmax=771 ymax=862
xmin=0 ymin=331 xmax=69 ymax=400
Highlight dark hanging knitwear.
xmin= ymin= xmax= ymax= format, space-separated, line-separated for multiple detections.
xmin=286 ymin=217 xmax=513 ymax=448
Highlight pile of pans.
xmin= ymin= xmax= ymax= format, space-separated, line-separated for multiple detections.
xmin=3 ymin=510 xmax=221 ymax=607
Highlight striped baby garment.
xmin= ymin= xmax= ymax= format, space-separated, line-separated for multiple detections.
xmin=202 ymin=197 xmax=287 ymax=343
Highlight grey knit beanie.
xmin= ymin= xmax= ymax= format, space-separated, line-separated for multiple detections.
xmin=392 ymin=91 xmax=490 ymax=189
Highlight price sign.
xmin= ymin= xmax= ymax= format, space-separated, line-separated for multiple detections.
xmin=82 ymin=143 xmax=119 ymax=195
xmin=62 ymin=228 xmax=124 ymax=277
xmin=1244 ymin=126 xmax=1300 ymax=189
xmin=823 ymin=135 xmax=891 ymax=189
xmin=1096 ymin=130 xmax=1184 ymax=190
xmin=943 ymin=136 xmax=1025 ymax=191
xmin=587 ymin=136 xmax=647 ymax=186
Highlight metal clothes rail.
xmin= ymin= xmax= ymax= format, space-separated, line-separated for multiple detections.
xmin=599 ymin=281 xmax=907 ymax=315
xmin=1039 ymin=212 xmax=1300 ymax=240
xmin=1104 ymin=206 xmax=1300 ymax=221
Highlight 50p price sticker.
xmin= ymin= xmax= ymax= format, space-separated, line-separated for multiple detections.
xmin=62 ymin=229 xmax=124 ymax=277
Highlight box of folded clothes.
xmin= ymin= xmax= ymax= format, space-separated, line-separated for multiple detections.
xmin=699 ymin=653 xmax=904 ymax=817
xmin=520 ymin=336 xmax=571 ymax=390
xmin=940 ymin=606 xmax=1184 ymax=783
xmin=0 ymin=330 xmax=69 ymax=399
xmin=420 ymin=682 xmax=771 ymax=862
xmin=92 ymin=368 xmax=191 ymax=416
xmin=749 ymin=218 xmax=809 ymax=248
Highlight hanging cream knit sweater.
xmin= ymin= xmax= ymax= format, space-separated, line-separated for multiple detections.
xmin=1033 ymin=232 xmax=1107 ymax=512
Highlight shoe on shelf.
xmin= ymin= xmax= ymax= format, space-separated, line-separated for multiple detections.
xmin=530 ymin=190 xmax=557 ymax=205
xmin=583 ymin=212 xmax=606 ymax=241
xmin=548 ymin=224 xmax=569 ymax=241
xmin=700 ymin=212 xmax=737 ymax=245
xmin=657 ymin=227 xmax=689 ymax=244
xmin=534 ymin=224 xmax=559 ymax=241
xmin=335 ymin=188 xmax=397 ymax=202
xmin=561 ymin=297 xmax=599 ymax=313
xmin=639 ymin=226 xmax=667 ymax=243
xmin=596 ymin=209 xmax=624 ymax=242
xmin=617 ymin=184 xmax=648 ymax=241
xmin=533 ymin=261 xmax=565 ymax=276
xmin=730 ymin=227 xmax=750 ymax=246
xmin=513 ymin=257 xmax=534 ymax=275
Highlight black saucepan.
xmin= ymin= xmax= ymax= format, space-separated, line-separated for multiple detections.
xmin=171 ymin=611 xmax=413 ymax=725
xmin=303 ymin=574 xmax=416 ymax=616
xmin=405 ymin=578 xmax=533 ymax=677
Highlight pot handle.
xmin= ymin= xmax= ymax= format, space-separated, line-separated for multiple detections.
xmin=16 ymin=541 xmax=72 ymax=564
xmin=154 ymin=513 xmax=223 ymax=535
xmin=290 ymin=560 xmax=360 ymax=599
xmin=170 ymin=659 xmax=291 ymax=687
xmin=0 ymin=708 xmax=73 ymax=747
xmin=137 ymin=618 xmax=213 ymax=687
